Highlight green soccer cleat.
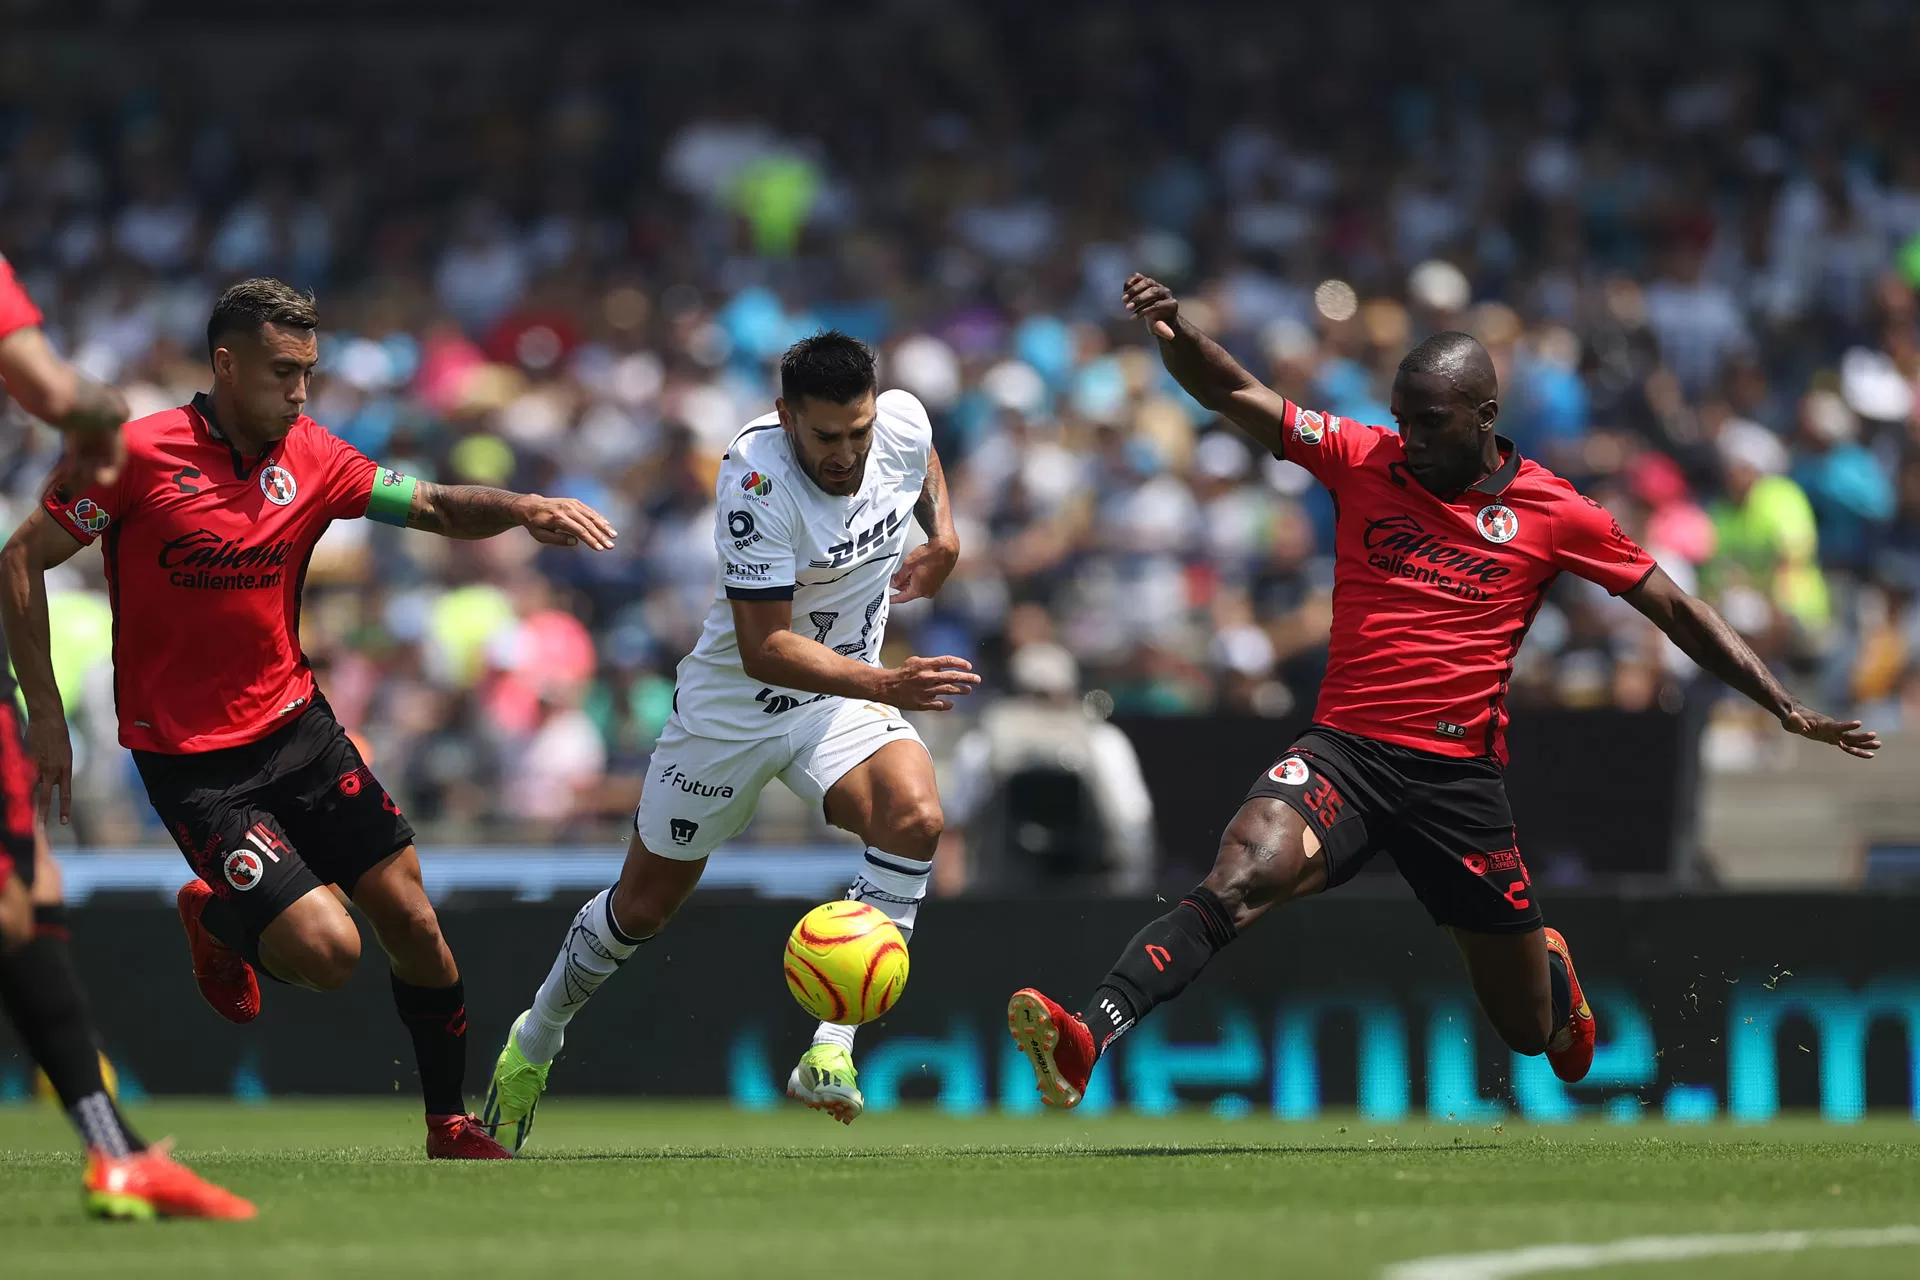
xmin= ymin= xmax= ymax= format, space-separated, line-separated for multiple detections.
xmin=786 ymin=1043 xmax=864 ymax=1125
xmin=480 ymin=1012 xmax=552 ymax=1153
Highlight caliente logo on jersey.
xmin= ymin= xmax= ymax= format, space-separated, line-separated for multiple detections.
xmin=259 ymin=464 xmax=298 ymax=506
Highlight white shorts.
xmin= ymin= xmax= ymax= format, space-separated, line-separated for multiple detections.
xmin=636 ymin=698 xmax=928 ymax=859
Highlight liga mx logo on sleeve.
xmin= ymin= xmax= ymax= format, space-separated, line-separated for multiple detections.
xmin=259 ymin=464 xmax=298 ymax=506
xmin=741 ymin=471 xmax=774 ymax=497
xmin=1475 ymin=503 xmax=1519 ymax=544
xmin=1291 ymin=410 xmax=1329 ymax=445
xmin=68 ymin=498 xmax=111 ymax=534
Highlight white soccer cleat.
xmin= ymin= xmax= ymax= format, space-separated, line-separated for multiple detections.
xmin=787 ymin=1043 xmax=864 ymax=1125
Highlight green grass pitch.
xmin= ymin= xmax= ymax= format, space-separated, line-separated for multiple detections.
xmin=3 ymin=1101 xmax=1919 ymax=1278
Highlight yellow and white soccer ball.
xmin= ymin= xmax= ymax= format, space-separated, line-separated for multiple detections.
xmin=783 ymin=901 xmax=908 ymax=1025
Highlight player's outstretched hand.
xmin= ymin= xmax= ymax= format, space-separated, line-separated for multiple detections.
xmin=1782 ymin=704 xmax=1881 ymax=759
xmin=25 ymin=713 xmax=74 ymax=825
xmin=516 ymin=495 xmax=619 ymax=551
xmin=882 ymin=655 xmax=981 ymax=712
xmin=1123 ymin=272 xmax=1180 ymax=341
xmin=890 ymin=539 xmax=959 ymax=605
xmin=52 ymin=425 xmax=125 ymax=494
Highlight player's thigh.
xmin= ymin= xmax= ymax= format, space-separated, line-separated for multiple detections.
xmin=259 ymin=883 xmax=363 ymax=990
xmin=276 ymin=703 xmax=416 ymax=898
xmin=1201 ymin=797 xmax=1330 ymax=929
xmin=153 ymin=785 xmax=327 ymax=938
xmin=635 ymin=716 xmax=783 ymax=861
xmin=1387 ymin=764 xmax=1540 ymax=935
xmin=806 ymin=706 xmax=939 ymax=847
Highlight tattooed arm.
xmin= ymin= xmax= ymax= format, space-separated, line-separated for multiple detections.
xmin=891 ymin=446 xmax=959 ymax=604
xmin=406 ymin=481 xmax=618 ymax=548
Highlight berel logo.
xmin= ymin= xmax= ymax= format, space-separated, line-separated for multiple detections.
xmin=1475 ymin=503 xmax=1519 ymax=544
xmin=223 ymin=849 xmax=265 ymax=892
xmin=1268 ymin=756 xmax=1311 ymax=787
xmin=259 ymin=464 xmax=298 ymax=506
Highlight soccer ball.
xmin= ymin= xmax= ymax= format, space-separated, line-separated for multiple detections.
xmin=783 ymin=901 xmax=908 ymax=1025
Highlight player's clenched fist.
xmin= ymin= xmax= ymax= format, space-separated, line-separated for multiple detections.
xmin=1123 ymin=272 xmax=1181 ymax=341
xmin=879 ymin=655 xmax=982 ymax=712
xmin=514 ymin=494 xmax=619 ymax=551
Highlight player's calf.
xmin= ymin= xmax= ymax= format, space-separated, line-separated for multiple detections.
xmin=258 ymin=893 xmax=361 ymax=991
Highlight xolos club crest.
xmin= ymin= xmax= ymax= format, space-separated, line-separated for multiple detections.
xmin=259 ymin=464 xmax=298 ymax=506
xmin=1475 ymin=503 xmax=1519 ymax=544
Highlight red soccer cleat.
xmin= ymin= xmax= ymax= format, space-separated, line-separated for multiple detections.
xmin=176 ymin=879 xmax=261 ymax=1024
xmin=427 ymin=1113 xmax=514 ymax=1159
xmin=85 ymin=1143 xmax=257 ymax=1221
xmin=1543 ymin=926 xmax=1596 ymax=1083
xmin=1007 ymin=988 xmax=1096 ymax=1109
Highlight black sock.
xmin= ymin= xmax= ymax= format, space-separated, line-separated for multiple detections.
xmin=1546 ymin=946 xmax=1572 ymax=1030
xmin=0 ymin=906 xmax=145 ymax=1156
xmin=1079 ymin=886 xmax=1238 ymax=1058
xmin=391 ymin=974 xmax=468 ymax=1117
xmin=199 ymin=893 xmax=290 ymax=984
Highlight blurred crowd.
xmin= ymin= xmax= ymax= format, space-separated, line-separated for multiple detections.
xmin=4 ymin=4 xmax=1920 ymax=843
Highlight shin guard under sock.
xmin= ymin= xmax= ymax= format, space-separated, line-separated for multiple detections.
xmin=1080 ymin=885 xmax=1238 ymax=1057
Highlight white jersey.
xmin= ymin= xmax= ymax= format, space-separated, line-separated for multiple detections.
xmin=672 ymin=388 xmax=933 ymax=739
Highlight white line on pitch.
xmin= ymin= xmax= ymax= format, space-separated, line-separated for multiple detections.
xmin=1381 ymin=1225 xmax=1920 ymax=1279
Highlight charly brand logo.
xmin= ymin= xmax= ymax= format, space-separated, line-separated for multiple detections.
xmin=1475 ymin=503 xmax=1519 ymax=544
xmin=1362 ymin=514 xmax=1510 ymax=599
xmin=259 ymin=464 xmax=297 ymax=506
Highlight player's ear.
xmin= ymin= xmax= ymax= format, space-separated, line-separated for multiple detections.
xmin=774 ymin=397 xmax=791 ymax=431
xmin=1478 ymin=397 xmax=1499 ymax=430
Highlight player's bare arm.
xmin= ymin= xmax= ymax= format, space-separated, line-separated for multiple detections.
xmin=1625 ymin=566 xmax=1880 ymax=759
xmin=0 ymin=507 xmax=88 ymax=821
xmin=1123 ymin=272 xmax=1291 ymax=456
xmin=404 ymin=480 xmax=618 ymax=550
xmin=890 ymin=447 xmax=959 ymax=605
xmin=731 ymin=596 xmax=979 ymax=712
xmin=0 ymin=326 xmax=127 ymax=489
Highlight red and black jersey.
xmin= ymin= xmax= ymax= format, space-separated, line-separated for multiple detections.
xmin=1275 ymin=400 xmax=1654 ymax=764
xmin=45 ymin=394 xmax=380 ymax=754
xmin=0 ymin=253 xmax=43 ymax=343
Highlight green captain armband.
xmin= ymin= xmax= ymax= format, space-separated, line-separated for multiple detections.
xmin=366 ymin=466 xmax=418 ymax=526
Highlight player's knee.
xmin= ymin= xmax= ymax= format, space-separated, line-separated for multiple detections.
xmin=1204 ymin=828 xmax=1309 ymax=924
xmin=876 ymin=799 xmax=943 ymax=858
xmin=380 ymin=900 xmax=447 ymax=967
xmin=608 ymin=882 xmax=675 ymax=940
xmin=292 ymin=922 xmax=361 ymax=991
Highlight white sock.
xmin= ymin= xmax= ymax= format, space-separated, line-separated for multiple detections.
xmin=516 ymin=888 xmax=643 ymax=1065
xmin=812 ymin=849 xmax=931 ymax=1052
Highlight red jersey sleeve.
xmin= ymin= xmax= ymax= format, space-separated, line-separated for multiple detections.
xmin=1550 ymin=485 xmax=1656 ymax=595
xmin=1275 ymin=401 xmax=1390 ymax=490
xmin=0 ymin=254 xmax=45 ymax=341
xmin=43 ymin=469 xmax=129 ymax=547
xmin=312 ymin=425 xmax=379 ymax=520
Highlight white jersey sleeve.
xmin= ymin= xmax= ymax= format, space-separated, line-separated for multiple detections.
xmin=875 ymin=388 xmax=934 ymax=481
xmin=713 ymin=426 xmax=801 ymax=600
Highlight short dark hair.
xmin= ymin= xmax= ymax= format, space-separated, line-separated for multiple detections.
xmin=1396 ymin=330 xmax=1497 ymax=402
xmin=780 ymin=330 xmax=876 ymax=406
xmin=207 ymin=277 xmax=318 ymax=361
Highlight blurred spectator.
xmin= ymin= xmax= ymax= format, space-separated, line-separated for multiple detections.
xmin=947 ymin=644 xmax=1154 ymax=893
xmin=4 ymin=5 xmax=1920 ymax=845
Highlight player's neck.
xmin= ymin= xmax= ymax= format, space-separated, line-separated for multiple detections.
xmin=203 ymin=388 xmax=271 ymax=458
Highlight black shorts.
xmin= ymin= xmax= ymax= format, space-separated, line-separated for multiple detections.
xmin=134 ymin=696 xmax=415 ymax=932
xmin=0 ymin=702 xmax=35 ymax=891
xmin=1243 ymin=724 xmax=1541 ymax=933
